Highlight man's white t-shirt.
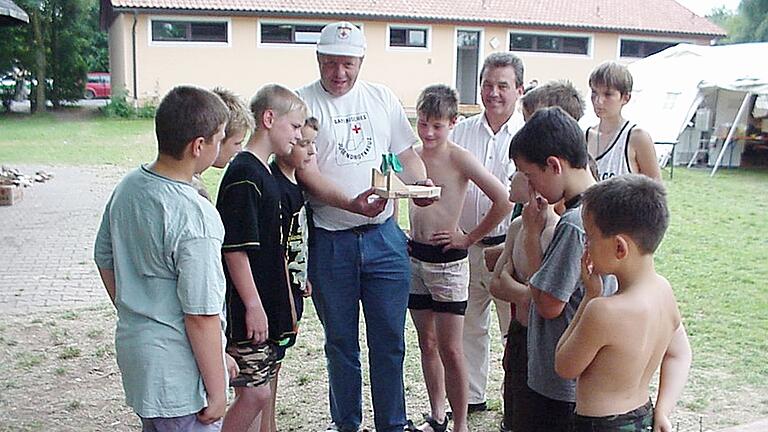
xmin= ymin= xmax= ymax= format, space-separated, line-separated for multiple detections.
xmin=297 ymin=80 xmax=418 ymax=231
xmin=451 ymin=111 xmax=525 ymax=237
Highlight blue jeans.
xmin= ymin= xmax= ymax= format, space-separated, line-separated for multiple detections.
xmin=309 ymin=217 xmax=410 ymax=432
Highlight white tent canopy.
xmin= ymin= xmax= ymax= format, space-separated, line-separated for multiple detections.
xmin=623 ymin=42 xmax=768 ymax=145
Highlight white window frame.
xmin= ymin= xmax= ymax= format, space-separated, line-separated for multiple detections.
xmin=148 ymin=15 xmax=231 ymax=47
xmin=507 ymin=29 xmax=593 ymax=58
xmin=386 ymin=24 xmax=431 ymax=52
xmin=617 ymin=35 xmax=690 ymax=59
xmin=258 ymin=20 xmax=365 ymax=49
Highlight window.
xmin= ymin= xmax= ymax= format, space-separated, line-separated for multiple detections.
xmin=261 ymin=23 xmax=325 ymax=44
xmin=509 ymin=32 xmax=589 ymax=55
xmin=151 ymin=20 xmax=227 ymax=43
xmin=389 ymin=27 xmax=428 ymax=48
xmin=620 ymin=39 xmax=677 ymax=58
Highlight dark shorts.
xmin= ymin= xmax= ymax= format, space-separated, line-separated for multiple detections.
xmin=575 ymin=400 xmax=653 ymax=432
xmin=503 ymin=320 xmax=539 ymax=431
xmin=226 ymin=341 xmax=279 ymax=388
xmin=140 ymin=414 xmax=221 ymax=432
xmin=517 ymin=388 xmax=576 ymax=432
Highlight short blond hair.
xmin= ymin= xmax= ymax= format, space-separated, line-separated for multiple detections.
xmin=212 ymin=87 xmax=255 ymax=138
xmin=250 ymin=84 xmax=308 ymax=131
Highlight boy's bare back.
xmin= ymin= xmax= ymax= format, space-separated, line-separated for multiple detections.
xmin=574 ymin=273 xmax=681 ymax=416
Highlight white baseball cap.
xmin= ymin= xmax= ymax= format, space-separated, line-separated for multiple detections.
xmin=317 ymin=21 xmax=366 ymax=57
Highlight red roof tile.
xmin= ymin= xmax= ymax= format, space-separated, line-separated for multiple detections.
xmin=108 ymin=0 xmax=726 ymax=38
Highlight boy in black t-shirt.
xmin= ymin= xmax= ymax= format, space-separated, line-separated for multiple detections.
xmin=216 ymin=84 xmax=307 ymax=432
xmin=272 ymin=117 xmax=318 ymax=320
xmin=260 ymin=117 xmax=318 ymax=432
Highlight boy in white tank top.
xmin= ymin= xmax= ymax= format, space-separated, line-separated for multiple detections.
xmin=585 ymin=62 xmax=661 ymax=181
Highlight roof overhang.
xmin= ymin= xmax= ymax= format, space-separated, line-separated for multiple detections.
xmin=107 ymin=6 xmax=726 ymax=40
xmin=0 ymin=0 xmax=29 ymax=26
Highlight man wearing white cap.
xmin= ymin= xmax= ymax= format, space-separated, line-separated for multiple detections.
xmin=295 ymin=21 xmax=430 ymax=432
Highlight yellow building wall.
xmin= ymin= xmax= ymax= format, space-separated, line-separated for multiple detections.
xmin=109 ymin=13 xmax=702 ymax=110
xmin=107 ymin=13 xmax=131 ymax=98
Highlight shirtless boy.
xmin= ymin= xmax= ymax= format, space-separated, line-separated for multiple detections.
xmin=489 ymin=172 xmax=559 ymax=432
xmin=555 ymin=174 xmax=692 ymax=432
xmin=408 ymin=84 xmax=512 ymax=432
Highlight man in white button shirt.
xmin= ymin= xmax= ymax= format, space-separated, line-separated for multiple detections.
xmin=451 ymin=52 xmax=525 ymax=413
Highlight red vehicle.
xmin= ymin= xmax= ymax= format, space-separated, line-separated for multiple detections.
xmin=85 ymin=72 xmax=110 ymax=99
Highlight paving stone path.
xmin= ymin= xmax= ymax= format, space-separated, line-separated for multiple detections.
xmin=0 ymin=164 xmax=126 ymax=313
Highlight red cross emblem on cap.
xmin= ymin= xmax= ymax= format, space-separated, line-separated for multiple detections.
xmin=337 ymin=25 xmax=352 ymax=39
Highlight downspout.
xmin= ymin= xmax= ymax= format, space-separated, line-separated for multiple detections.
xmin=132 ymin=12 xmax=138 ymax=102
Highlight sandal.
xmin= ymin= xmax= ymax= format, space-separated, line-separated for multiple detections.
xmin=405 ymin=415 xmax=449 ymax=432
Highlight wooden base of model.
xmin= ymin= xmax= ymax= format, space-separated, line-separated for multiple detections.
xmin=371 ymin=168 xmax=441 ymax=199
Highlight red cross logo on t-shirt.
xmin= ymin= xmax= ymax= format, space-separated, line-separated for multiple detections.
xmin=352 ymin=124 xmax=361 ymax=134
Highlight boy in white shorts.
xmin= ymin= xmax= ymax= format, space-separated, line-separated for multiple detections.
xmin=408 ymin=84 xmax=512 ymax=432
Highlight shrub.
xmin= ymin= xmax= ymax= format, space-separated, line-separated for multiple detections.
xmin=102 ymin=89 xmax=156 ymax=119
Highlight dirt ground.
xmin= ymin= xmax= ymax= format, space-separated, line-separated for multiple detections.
xmin=1 ymin=302 xmax=767 ymax=431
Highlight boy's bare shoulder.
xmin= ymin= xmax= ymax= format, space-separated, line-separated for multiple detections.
xmin=591 ymin=273 xmax=677 ymax=320
xmin=447 ymin=141 xmax=482 ymax=168
xmin=628 ymin=125 xmax=654 ymax=145
xmin=446 ymin=140 xmax=470 ymax=156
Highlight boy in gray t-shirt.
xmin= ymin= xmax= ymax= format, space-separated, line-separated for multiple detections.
xmin=94 ymin=86 xmax=231 ymax=429
xmin=509 ymin=107 xmax=617 ymax=431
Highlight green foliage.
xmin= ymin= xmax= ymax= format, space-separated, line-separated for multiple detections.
xmin=102 ymin=89 xmax=157 ymax=119
xmin=0 ymin=0 xmax=109 ymax=109
xmin=709 ymin=0 xmax=768 ymax=43
xmin=58 ymin=346 xmax=81 ymax=360
xmin=83 ymin=1 xmax=109 ymax=72
xmin=737 ymin=0 xmax=768 ymax=41
xmin=101 ymin=89 xmax=135 ymax=118
xmin=48 ymin=0 xmax=89 ymax=105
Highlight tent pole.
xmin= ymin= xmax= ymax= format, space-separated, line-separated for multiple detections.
xmin=711 ymin=93 xmax=752 ymax=177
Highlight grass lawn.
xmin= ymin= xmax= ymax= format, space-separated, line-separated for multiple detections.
xmin=1 ymin=113 xmax=766 ymax=430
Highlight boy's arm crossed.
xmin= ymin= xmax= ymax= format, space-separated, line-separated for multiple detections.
xmin=529 ymin=285 xmax=567 ymax=320
xmin=554 ymin=299 xmax=606 ymax=380
xmin=489 ymin=223 xmax=527 ymax=304
xmin=185 ymin=314 xmax=227 ymax=424
xmin=555 ymin=250 xmax=608 ymax=379
xmin=654 ymin=323 xmax=692 ymax=432
xmin=528 ymin=215 xmax=586 ymax=320
xmin=223 ymin=251 xmax=269 ymax=343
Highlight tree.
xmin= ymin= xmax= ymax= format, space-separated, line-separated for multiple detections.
xmin=736 ymin=0 xmax=768 ymax=42
xmin=0 ymin=0 xmax=108 ymax=112
xmin=708 ymin=0 xmax=768 ymax=43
